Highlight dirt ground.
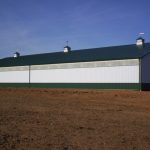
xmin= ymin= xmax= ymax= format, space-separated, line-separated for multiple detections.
xmin=0 ymin=88 xmax=150 ymax=150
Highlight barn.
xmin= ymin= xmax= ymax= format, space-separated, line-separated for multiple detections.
xmin=0 ymin=37 xmax=150 ymax=90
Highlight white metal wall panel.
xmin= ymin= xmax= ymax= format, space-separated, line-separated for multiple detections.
xmin=31 ymin=59 xmax=139 ymax=70
xmin=31 ymin=65 xmax=139 ymax=83
xmin=0 ymin=71 xmax=29 ymax=83
xmin=0 ymin=59 xmax=139 ymax=84
xmin=0 ymin=66 xmax=29 ymax=72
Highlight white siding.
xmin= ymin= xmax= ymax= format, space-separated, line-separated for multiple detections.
xmin=0 ymin=59 xmax=139 ymax=84
xmin=0 ymin=66 xmax=29 ymax=72
xmin=0 ymin=66 xmax=29 ymax=83
xmin=31 ymin=65 xmax=139 ymax=83
xmin=0 ymin=70 xmax=29 ymax=83
xmin=31 ymin=59 xmax=139 ymax=70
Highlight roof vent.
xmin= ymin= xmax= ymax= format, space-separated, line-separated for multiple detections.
xmin=136 ymin=33 xmax=145 ymax=47
xmin=64 ymin=41 xmax=71 ymax=53
xmin=13 ymin=52 xmax=20 ymax=58
xmin=64 ymin=46 xmax=71 ymax=53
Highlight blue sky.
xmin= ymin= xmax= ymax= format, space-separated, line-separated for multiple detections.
xmin=0 ymin=0 xmax=150 ymax=58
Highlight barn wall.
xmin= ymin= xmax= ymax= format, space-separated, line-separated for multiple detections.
xmin=0 ymin=66 xmax=29 ymax=83
xmin=30 ymin=66 xmax=139 ymax=83
xmin=0 ymin=59 xmax=140 ymax=89
xmin=30 ymin=59 xmax=139 ymax=84
xmin=141 ymin=53 xmax=150 ymax=90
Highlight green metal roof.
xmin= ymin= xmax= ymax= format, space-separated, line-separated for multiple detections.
xmin=0 ymin=43 xmax=150 ymax=67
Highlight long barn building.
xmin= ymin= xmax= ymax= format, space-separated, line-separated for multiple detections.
xmin=0 ymin=38 xmax=150 ymax=90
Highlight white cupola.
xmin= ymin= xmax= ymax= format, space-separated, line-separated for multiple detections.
xmin=64 ymin=46 xmax=71 ymax=53
xmin=13 ymin=52 xmax=20 ymax=58
xmin=64 ymin=41 xmax=71 ymax=53
xmin=136 ymin=37 xmax=145 ymax=46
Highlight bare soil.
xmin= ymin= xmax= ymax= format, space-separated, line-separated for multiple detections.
xmin=0 ymin=88 xmax=150 ymax=150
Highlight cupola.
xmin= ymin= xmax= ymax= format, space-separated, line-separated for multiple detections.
xmin=13 ymin=52 xmax=20 ymax=58
xmin=136 ymin=37 xmax=145 ymax=46
xmin=64 ymin=41 xmax=71 ymax=53
xmin=64 ymin=46 xmax=71 ymax=53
